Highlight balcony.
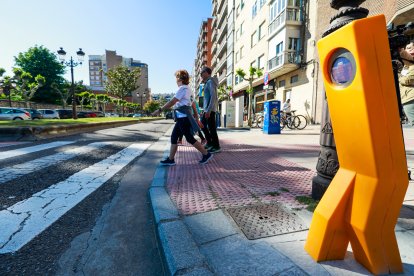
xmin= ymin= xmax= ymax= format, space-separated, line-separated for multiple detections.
xmin=218 ymin=70 xmax=227 ymax=85
xmin=218 ymin=40 xmax=227 ymax=58
xmin=217 ymin=0 xmax=226 ymax=16
xmin=267 ymin=51 xmax=301 ymax=75
xmin=217 ymin=6 xmax=228 ymax=29
xmin=218 ymin=25 xmax=227 ymax=43
xmin=212 ymin=42 xmax=218 ymax=55
xmin=268 ymin=8 xmax=302 ymax=39
xmin=217 ymin=57 xmax=227 ymax=72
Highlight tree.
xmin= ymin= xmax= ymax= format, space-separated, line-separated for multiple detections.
xmin=236 ymin=66 xmax=263 ymax=126
xmin=51 ymin=82 xmax=71 ymax=109
xmin=144 ymin=100 xmax=160 ymax=114
xmin=104 ymin=65 xmax=141 ymax=116
xmin=12 ymin=68 xmax=46 ymax=107
xmin=14 ymin=45 xmax=65 ymax=104
xmin=76 ymin=91 xmax=91 ymax=110
xmin=218 ymin=85 xmax=232 ymax=102
xmin=96 ymin=94 xmax=111 ymax=112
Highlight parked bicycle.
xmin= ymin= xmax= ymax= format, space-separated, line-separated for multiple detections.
xmin=251 ymin=112 xmax=264 ymax=128
xmin=281 ymin=110 xmax=308 ymax=130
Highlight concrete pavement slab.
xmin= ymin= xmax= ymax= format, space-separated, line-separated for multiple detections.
xmin=184 ymin=210 xmax=238 ymax=245
xmin=200 ymin=234 xmax=300 ymax=276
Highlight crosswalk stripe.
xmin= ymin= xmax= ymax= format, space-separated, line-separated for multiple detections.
xmin=0 ymin=141 xmax=75 ymax=161
xmin=0 ymin=142 xmax=113 ymax=184
xmin=0 ymin=143 xmax=150 ymax=254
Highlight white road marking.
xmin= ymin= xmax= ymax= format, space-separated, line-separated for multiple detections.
xmin=0 ymin=142 xmax=113 ymax=184
xmin=0 ymin=141 xmax=75 ymax=161
xmin=0 ymin=143 xmax=150 ymax=254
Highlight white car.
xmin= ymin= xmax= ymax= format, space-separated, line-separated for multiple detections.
xmin=0 ymin=107 xmax=31 ymax=120
xmin=38 ymin=109 xmax=60 ymax=119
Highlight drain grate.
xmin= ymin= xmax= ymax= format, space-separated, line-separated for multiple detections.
xmin=227 ymin=204 xmax=308 ymax=240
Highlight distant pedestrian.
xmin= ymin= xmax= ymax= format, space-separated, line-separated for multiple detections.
xmin=151 ymin=69 xmax=212 ymax=165
xmin=399 ymin=42 xmax=414 ymax=125
xmin=200 ymin=66 xmax=221 ymax=153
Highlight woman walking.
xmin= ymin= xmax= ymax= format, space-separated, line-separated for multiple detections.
xmin=151 ymin=69 xmax=213 ymax=165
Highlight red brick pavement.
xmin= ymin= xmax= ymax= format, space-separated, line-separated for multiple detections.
xmin=166 ymin=139 xmax=318 ymax=215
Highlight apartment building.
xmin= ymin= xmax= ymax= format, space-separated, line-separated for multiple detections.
xmin=211 ymin=0 xmax=229 ymax=87
xmin=194 ymin=19 xmax=213 ymax=98
xmin=231 ymin=0 xmax=315 ymax=121
xmin=88 ymin=50 xmax=150 ymax=106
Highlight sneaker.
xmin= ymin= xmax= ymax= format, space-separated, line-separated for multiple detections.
xmin=160 ymin=158 xmax=176 ymax=166
xmin=199 ymin=152 xmax=213 ymax=164
xmin=208 ymin=147 xmax=222 ymax=154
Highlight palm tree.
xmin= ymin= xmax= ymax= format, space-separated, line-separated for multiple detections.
xmin=236 ymin=66 xmax=263 ymax=127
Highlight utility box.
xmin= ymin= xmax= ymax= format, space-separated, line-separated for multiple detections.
xmin=221 ymin=101 xmax=235 ymax=128
xmin=263 ymin=100 xmax=281 ymax=134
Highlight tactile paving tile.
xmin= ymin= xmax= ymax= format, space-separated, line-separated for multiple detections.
xmin=166 ymin=140 xmax=317 ymax=215
xmin=227 ymin=203 xmax=308 ymax=240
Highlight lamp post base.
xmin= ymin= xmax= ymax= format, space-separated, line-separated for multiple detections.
xmin=312 ymin=144 xmax=339 ymax=200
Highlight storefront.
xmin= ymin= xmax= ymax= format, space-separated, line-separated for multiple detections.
xmin=253 ymin=80 xmax=276 ymax=113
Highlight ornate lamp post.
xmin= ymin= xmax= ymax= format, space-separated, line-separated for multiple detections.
xmin=140 ymin=92 xmax=146 ymax=112
xmin=312 ymin=0 xmax=368 ymax=199
xmin=57 ymin=47 xmax=85 ymax=119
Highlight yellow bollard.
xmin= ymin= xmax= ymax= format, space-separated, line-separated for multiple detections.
xmin=304 ymin=15 xmax=409 ymax=275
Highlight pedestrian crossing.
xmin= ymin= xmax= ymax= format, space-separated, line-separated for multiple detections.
xmin=0 ymin=141 xmax=150 ymax=254
xmin=0 ymin=141 xmax=74 ymax=161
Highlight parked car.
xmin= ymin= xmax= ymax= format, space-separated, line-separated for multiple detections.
xmin=165 ymin=111 xmax=173 ymax=119
xmin=77 ymin=111 xmax=97 ymax=118
xmin=126 ymin=113 xmax=134 ymax=117
xmin=55 ymin=109 xmax=73 ymax=119
xmin=105 ymin=112 xmax=119 ymax=117
xmin=94 ymin=111 xmax=105 ymax=117
xmin=38 ymin=109 xmax=60 ymax=119
xmin=132 ymin=113 xmax=143 ymax=118
xmin=0 ymin=107 xmax=31 ymax=120
xmin=22 ymin=108 xmax=43 ymax=120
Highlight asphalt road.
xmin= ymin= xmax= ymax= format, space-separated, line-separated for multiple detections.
xmin=0 ymin=119 xmax=174 ymax=275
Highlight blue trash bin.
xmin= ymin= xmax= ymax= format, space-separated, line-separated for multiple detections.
xmin=263 ymin=100 xmax=281 ymax=134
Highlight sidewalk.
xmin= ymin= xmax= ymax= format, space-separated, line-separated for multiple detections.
xmin=149 ymin=125 xmax=414 ymax=275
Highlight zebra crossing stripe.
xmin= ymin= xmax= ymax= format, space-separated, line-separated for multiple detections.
xmin=0 ymin=142 xmax=114 ymax=184
xmin=0 ymin=143 xmax=150 ymax=254
xmin=0 ymin=141 xmax=75 ymax=161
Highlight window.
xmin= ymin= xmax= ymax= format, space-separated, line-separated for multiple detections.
xmin=241 ymin=0 xmax=245 ymax=9
xmin=240 ymin=22 xmax=244 ymax=35
xmin=236 ymin=4 xmax=240 ymax=17
xmin=235 ymin=51 xmax=239 ymax=63
xmin=251 ymin=60 xmax=257 ymax=68
xmin=288 ymin=37 xmax=301 ymax=51
xmin=279 ymin=80 xmax=286 ymax=87
xmin=251 ymin=31 xmax=258 ymax=47
xmin=258 ymin=21 xmax=265 ymax=40
xmin=252 ymin=1 xmax=257 ymax=18
xmin=288 ymin=0 xmax=300 ymax=7
xmin=276 ymin=42 xmax=283 ymax=55
xmin=258 ymin=54 xmax=265 ymax=70
xmin=259 ymin=0 xmax=267 ymax=8
xmin=240 ymin=46 xmax=244 ymax=59
xmin=236 ymin=27 xmax=240 ymax=40
xmin=291 ymin=75 xmax=299 ymax=83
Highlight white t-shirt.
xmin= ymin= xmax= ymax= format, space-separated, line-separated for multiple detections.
xmin=174 ymin=85 xmax=193 ymax=118
xmin=282 ymin=102 xmax=291 ymax=112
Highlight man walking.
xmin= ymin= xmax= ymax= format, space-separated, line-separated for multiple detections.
xmin=200 ymin=66 xmax=221 ymax=153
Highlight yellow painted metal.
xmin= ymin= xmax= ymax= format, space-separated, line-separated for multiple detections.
xmin=304 ymin=15 xmax=409 ymax=275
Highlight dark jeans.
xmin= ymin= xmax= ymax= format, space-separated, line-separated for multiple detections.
xmin=201 ymin=111 xmax=220 ymax=148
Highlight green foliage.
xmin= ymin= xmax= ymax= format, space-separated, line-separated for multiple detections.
xmin=105 ymin=65 xmax=141 ymax=115
xmin=218 ymin=85 xmax=232 ymax=102
xmin=295 ymin=196 xmax=320 ymax=212
xmin=143 ymin=100 xmax=160 ymax=113
xmin=14 ymin=45 xmax=65 ymax=104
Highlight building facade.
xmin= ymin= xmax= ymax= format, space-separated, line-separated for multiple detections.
xmin=212 ymin=0 xmax=229 ymax=87
xmin=194 ymin=18 xmax=213 ymax=98
xmin=88 ymin=50 xmax=150 ymax=106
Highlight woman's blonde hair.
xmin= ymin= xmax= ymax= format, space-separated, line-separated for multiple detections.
xmin=175 ymin=70 xmax=190 ymax=85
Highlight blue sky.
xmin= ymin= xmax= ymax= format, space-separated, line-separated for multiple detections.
xmin=0 ymin=0 xmax=212 ymax=94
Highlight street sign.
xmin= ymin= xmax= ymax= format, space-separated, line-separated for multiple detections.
xmin=264 ymin=72 xmax=269 ymax=85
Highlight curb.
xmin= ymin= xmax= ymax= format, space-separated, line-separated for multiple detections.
xmin=149 ymin=136 xmax=213 ymax=276
xmin=0 ymin=119 xmax=161 ymax=141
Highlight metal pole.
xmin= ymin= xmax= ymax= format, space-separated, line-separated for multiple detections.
xmin=312 ymin=0 xmax=368 ymax=199
xmin=70 ymin=57 xmax=78 ymax=119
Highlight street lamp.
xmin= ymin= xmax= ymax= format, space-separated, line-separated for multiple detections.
xmin=140 ymin=92 xmax=146 ymax=112
xmin=57 ymin=47 xmax=85 ymax=119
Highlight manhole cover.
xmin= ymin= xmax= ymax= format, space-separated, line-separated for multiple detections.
xmin=227 ymin=204 xmax=308 ymax=240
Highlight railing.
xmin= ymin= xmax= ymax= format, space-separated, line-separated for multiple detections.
xmin=217 ymin=57 xmax=226 ymax=71
xmin=267 ymin=51 xmax=301 ymax=71
xmin=268 ymin=8 xmax=302 ymax=36
xmin=218 ymin=41 xmax=227 ymax=57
